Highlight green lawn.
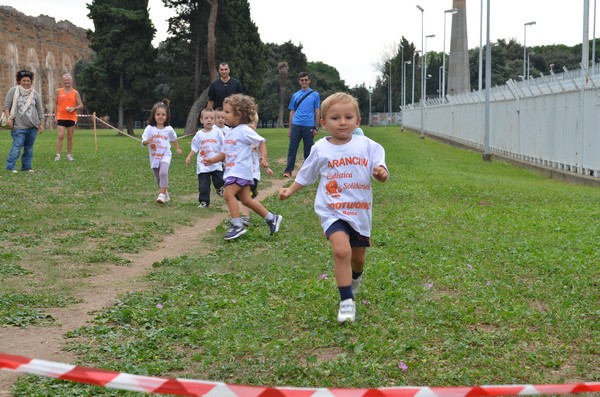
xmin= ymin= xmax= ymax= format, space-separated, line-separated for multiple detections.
xmin=1 ymin=126 xmax=598 ymax=396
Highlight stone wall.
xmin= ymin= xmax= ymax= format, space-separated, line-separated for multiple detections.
xmin=0 ymin=6 xmax=93 ymax=116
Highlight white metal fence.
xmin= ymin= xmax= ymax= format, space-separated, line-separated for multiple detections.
xmin=402 ymin=64 xmax=600 ymax=177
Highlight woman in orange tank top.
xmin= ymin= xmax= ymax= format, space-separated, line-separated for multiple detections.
xmin=54 ymin=73 xmax=83 ymax=161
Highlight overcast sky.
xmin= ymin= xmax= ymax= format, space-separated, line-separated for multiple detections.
xmin=2 ymin=0 xmax=597 ymax=87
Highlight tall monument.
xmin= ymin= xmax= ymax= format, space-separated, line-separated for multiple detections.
xmin=447 ymin=0 xmax=471 ymax=95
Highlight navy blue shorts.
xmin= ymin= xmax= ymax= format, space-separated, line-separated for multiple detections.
xmin=325 ymin=220 xmax=371 ymax=247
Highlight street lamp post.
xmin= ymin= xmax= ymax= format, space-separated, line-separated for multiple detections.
xmin=417 ymin=4 xmax=425 ymax=138
xmin=400 ymin=43 xmax=405 ymax=108
xmin=368 ymin=86 xmax=372 ymax=126
xmin=424 ymin=33 xmax=436 ymax=103
xmin=443 ymin=8 xmax=458 ymax=99
xmin=484 ymin=0 xmax=491 ymax=160
xmin=387 ymin=60 xmax=392 ymax=125
xmin=479 ymin=0 xmax=484 ymax=91
xmin=523 ymin=21 xmax=536 ymax=81
xmin=412 ymin=50 xmax=421 ymax=104
xmin=438 ymin=66 xmax=443 ymax=99
xmin=593 ymin=0 xmax=597 ymax=68
xmin=404 ymin=60 xmax=411 ymax=108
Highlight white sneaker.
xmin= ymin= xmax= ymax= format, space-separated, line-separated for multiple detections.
xmin=54 ymin=154 xmax=61 ymax=161
xmin=156 ymin=193 xmax=166 ymax=204
xmin=351 ymin=277 xmax=362 ymax=296
xmin=67 ymin=154 xmax=74 ymax=161
xmin=337 ymin=298 xmax=356 ymax=324
xmin=164 ymin=192 xmax=170 ymax=202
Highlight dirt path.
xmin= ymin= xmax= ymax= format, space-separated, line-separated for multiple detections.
xmin=0 ymin=178 xmax=288 ymax=396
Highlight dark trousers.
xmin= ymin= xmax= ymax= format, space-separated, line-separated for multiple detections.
xmin=198 ymin=170 xmax=224 ymax=206
xmin=285 ymin=124 xmax=314 ymax=173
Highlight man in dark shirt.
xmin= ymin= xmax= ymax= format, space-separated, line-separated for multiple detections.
xmin=207 ymin=63 xmax=243 ymax=110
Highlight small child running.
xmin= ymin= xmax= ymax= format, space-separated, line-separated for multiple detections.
xmin=141 ymin=99 xmax=183 ymax=204
xmin=279 ymin=92 xmax=389 ymax=324
xmin=240 ymin=112 xmax=273 ymax=226
xmin=219 ymin=94 xmax=282 ymax=240
xmin=185 ymin=108 xmax=225 ymax=208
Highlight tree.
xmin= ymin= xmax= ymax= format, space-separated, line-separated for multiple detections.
xmin=163 ymin=0 xmax=265 ymax=133
xmin=82 ymin=0 xmax=157 ymax=134
xmin=277 ymin=62 xmax=288 ymax=128
xmin=181 ymin=0 xmax=219 ymax=134
xmin=259 ymin=41 xmax=307 ymax=126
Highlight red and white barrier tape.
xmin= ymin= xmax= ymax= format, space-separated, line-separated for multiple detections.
xmin=1 ymin=353 xmax=599 ymax=396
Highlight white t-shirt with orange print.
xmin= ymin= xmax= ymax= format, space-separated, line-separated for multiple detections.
xmin=294 ymin=134 xmax=387 ymax=237
xmin=223 ymin=124 xmax=265 ymax=181
xmin=191 ymin=128 xmax=224 ymax=174
xmin=142 ymin=125 xmax=178 ymax=168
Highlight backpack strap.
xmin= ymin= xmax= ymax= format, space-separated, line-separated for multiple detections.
xmin=293 ymin=90 xmax=314 ymax=111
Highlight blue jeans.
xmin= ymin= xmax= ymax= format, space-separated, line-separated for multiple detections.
xmin=285 ymin=124 xmax=314 ymax=173
xmin=6 ymin=128 xmax=38 ymax=171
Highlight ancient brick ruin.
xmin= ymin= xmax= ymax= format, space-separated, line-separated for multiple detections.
xmin=0 ymin=6 xmax=93 ymax=116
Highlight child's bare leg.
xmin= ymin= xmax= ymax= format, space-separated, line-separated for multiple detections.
xmin=241 ymin=204 xmax=251 ymax=217
xmin=239 ymin=190 xmax=268 ymax=218
xmin=328 ymin=232 xmax=352 ymax=287
xmin=224 ymin=185 xmax=242 ymax=218
xmin=351 ymin=247 xmax=366 ymax=274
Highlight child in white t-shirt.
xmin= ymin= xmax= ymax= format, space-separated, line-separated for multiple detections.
xmin=240 ymin=112 xmax=273 ymax=226
xmin=209 ymin=94 xmax=282 ymax=240
xmin=214 ymin=107 xmax=231 ymax=135
xmin=185 ymin=108 xmax=225 ymax=208
xmin=279 ymin=92 xmax=389 ymax=324
xmin=141 ymin=99 xmax=183 ymax=204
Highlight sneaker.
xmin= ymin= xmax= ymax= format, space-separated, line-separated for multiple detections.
xmin=66 ymin=154 xmax=74 ymax=161
xmin=241 ymin=215 xmax=250 ymax=226
xmin=216 ymin=187 xmax=224 ymax=197
xmin=164 ymin=192 xmax=170 ymax=202
xmin=198 ymin=202 xmax=208 ymax=208
xmin=54 ymin=154 xmax=61 ymax=161
xmin=337 ymin=298 xmax=356 ymax=324
xmin=266 ymin=214 xmax=282 ymax=235
xmin=224 ymin=224 xmax=247 ymax=240
xmin=10 ymin=169 xmax=17 ymax=173
xmin=351 ymin=276 xmax=362 ymax=296
xmin=27 ymin=169 xmax=34 ymax=173
xmin=156 ymin=193 xmax=166 ymax=204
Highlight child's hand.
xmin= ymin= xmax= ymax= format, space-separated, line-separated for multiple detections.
xmin=279 ymin=188 xmax=292 ymax=200
xmin=264 ymin=167 xmax=273 ymax=176
xmin=176 ymin=148 xmax=183 ymax=155
xmin=373 ymin=166 xmax=389 ymax=182
xmin=185 ymin=157 xmax=191 ymax=165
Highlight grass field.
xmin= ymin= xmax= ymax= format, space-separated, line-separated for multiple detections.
xmin=0 ymin=126 xmax=598 ymax=396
